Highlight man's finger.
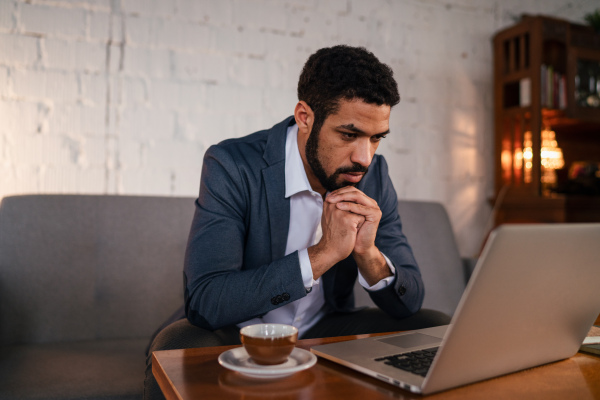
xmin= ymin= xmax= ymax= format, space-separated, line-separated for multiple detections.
xmin=336 ymin=201 xmax=380 ymax=221
xmin=328 ymin=190 xmax=377 ymax=208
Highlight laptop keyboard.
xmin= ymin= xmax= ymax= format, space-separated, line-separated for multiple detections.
xmin=375 ymin=347 xmax=439 ymax=377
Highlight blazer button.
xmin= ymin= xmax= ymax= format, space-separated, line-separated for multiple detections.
xmin=398 ymin=285 xmax=407 ymax=296
xmin=275 ymin=295 xmax=283 ymax=304
xmin=282 ymin=293 xmax=290 ymax=301
xmin=271 ymin=297 xmax=279 ymax=305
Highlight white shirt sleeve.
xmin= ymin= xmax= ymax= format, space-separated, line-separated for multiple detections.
xmin=358 ymin=252 xmax=396 ymax=291
xmin=298 ymin=248 xmax=320 ymax=288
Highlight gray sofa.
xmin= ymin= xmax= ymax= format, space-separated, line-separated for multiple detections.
xmin=0 ymin=194 xmax=472 ymax=400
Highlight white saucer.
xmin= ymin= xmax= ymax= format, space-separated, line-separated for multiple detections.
xmin=218 ymin=347 xmax=317 ymax=379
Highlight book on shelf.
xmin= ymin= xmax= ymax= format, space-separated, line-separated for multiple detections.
xmin=519 ymin=78 xmax=531 ymax=107
xmin=541 ymin=64 xmax=567 ymax=110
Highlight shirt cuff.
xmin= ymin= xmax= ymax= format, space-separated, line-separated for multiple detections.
xmin=358 ymin=252 xmax=396 ymax=291
xmin=298 ymin=248 xmax=320 ymax=288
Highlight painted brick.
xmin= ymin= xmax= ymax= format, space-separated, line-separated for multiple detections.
xmin=176 ymin=111 xmax=235 ymax=143
xmin=125 ymin=15 xmax=155 ymax=45
xmin=123 ymin=45 xmax=171 ymax=78
xmin=172 ymin=51 xmax=229 ymax=83
xmin=206 ymin=84 xmax=264 ymax=115
xmin=118 ymin=138 xmax=143 ymax=168
xmin=40 ymin=166 xmax=106 ymax=193
xmin=80 ymin=73 xmax=107 ymax=106
xmin=0 ymin=100 xmax=40 ymax=134
xmin=316 ymin=0 xmax=349 ymax=15
xmin=176 ymin=0 xmax=233 ymax=25
xmin=0 ymin=165 xmax=40 ymax=195
xmin=44 ymin=39 xmax=106 ymax=71
xmin=111 ymin=14 xmax=124 ymax=42
xmin=149 ymin=78 xmax=205 ymax=109
xmin=0 ymin=66 xmax=8 ymax=96
xmin=106 ymin=43 xmax=121 ymax=72
xmin=287 ymin=7 xmax=338 ymax=40
xmin=262 ymin=88 xmax=297 ymax=116
xmin=337 ymin=15 xmax=371 ymax=47
xmin=81 ymin=136 xmax=107 ymax=166
xmin=120 ymin=76 xmax=148 ymax=104
xmin=210 ymin=25 xmax=267 ymax=57
xmin=0 ymin=33 xmax=39 ymax=66
xmin=20 ymin=3 xmax=87 ymax=38
xmin=127 ymin=17 xmax=210 ymax=50
xmin=0 ymin=1 xmax=15 ymax=32
xmin=118 ymin=106 xmax=175 ymax=139
xmin=155 ymin=19 xmax=210 ymax=50
xmin=142 ymin=139 xmax=203 ymax=171
xmin=47 ymin=103 xmax=106 ymax=137
xmin=84 ymin=0 xmax=112 ymax=12
xmin=264 ymin=34 xmax=306 ymax=63
xmin=12 ymin=69 xmax=79 ymax=102
xmin=232 ymin=0 xmax=287 ymax=32
xmin=89 ymin=11 xmax=111 ymax=41
xmin=229 ymin=57 xmax=269 ymax=88
xmin=121 ymin=0 xmax=176 ymax=17
xmin=119 ymin=167 xmax=172 ymax=195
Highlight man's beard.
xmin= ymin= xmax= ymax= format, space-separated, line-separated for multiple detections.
xmin=305 ymin=123 xmax=369 ymax=193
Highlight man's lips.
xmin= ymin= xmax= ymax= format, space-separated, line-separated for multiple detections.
xmin=340 ymin=172 xmax=364 ymax=183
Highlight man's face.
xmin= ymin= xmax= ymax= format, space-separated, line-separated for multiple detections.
xmin=304 ymin=99 xmax=391 ymax=194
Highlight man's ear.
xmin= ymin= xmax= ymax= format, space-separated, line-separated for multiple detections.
xmin=294 ymin=101 xmax=313 ymax=136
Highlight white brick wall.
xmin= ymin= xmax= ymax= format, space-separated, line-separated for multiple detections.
xmin=1 ymin=0 xmax=598 ymax=257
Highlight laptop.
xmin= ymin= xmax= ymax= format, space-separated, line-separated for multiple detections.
xmin=311 ymin=223 xmax=600 ymax=395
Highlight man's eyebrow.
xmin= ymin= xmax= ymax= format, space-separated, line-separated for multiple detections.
xmin=336 ymin=124 xmax=390 ymax=136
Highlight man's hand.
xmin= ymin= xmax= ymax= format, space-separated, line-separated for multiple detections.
xmin=308 ymin=197 xmax=365 ymax=280
xmin=326 ymin=187 xmax=381 ymax=255
xmin=308 ymin=187 xmax=392 ymax=285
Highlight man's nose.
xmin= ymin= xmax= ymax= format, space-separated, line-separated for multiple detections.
xmin=350 ymin=139 xmax=373 ymax=167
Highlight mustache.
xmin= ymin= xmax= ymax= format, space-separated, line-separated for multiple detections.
xmin=335 ymin=163 xmax=369 ymax=175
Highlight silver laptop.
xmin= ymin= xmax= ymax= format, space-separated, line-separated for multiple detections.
xmin=311 ymin=223 xmax=600 ymax=395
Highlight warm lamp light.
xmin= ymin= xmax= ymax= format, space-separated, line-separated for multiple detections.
xmin=523 ymin=131 xmax=533 ymax=183
xmin=540 ymin=128 xmax=564 ymax=189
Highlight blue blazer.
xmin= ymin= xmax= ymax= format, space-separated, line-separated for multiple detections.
xmin=184 ymin=116 xmax=424 ymax=330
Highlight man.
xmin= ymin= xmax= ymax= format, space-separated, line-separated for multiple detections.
xmin=144 ymin=45 xmax=449 ymax=400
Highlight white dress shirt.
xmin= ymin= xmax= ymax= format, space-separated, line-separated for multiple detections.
xmin=238 ymin=124 xmax=395 ymax=337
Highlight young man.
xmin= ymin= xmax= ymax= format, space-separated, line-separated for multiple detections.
xmin=144 ymin=45 xmax=449 ymax=400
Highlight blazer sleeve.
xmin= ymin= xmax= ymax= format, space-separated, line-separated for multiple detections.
xmin=363 ymin=157 xmax=425 ymax=318
xmin=183 ymin=145 xmax=307 ymax=331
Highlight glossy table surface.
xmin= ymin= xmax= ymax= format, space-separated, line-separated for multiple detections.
xmin=153 ymin=332 xmax=600 ymax=400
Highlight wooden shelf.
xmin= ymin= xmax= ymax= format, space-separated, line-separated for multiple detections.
xmin=493 ymin=15 xmax=600 ymax=226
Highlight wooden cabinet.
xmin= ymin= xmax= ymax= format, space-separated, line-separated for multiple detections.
xmin=493 ymin=15 xmax=600 ymax=226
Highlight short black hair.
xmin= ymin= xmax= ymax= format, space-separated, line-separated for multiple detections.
xmin=297 ymin=45 xmax=400 ymax=129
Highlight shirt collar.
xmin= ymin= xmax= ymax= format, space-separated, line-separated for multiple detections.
xmin=285 ymin=124 xmax=314 ymax=198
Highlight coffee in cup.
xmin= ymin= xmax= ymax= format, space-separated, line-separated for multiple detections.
xmin=240 ymin=324 xmax=298 ymax=365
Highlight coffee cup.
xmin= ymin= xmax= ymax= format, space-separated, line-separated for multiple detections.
xmin=240 ymin=324 xmax=298 ymax=365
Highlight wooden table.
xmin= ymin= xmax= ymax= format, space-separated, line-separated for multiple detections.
xmin=153 ymin=332 xmax=600 ymax=400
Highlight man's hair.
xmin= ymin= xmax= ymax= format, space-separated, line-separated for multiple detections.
xmin=297 ymin=45 xmax=400 ymax=130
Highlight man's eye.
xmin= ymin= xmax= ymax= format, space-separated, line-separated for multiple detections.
xmin=372 ymin=135 xmax=387 ymax=142
xmin=341 ymin=132 xmax=357 ymax=140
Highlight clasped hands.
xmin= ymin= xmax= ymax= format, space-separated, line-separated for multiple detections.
xmin=308 ymin=186 xmax=392 ymax=286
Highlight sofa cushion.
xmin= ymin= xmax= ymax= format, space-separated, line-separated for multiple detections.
xmin=0 ymin=195 xmax=193 ymax=345
xmin=0 ymin=338 xmax=147 ymax=400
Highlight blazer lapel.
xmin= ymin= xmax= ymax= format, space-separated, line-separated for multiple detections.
xmin=262 ymin=164 xmax=289 ymax=260
xmin=261 ymin=116 xmax=295 ymax=260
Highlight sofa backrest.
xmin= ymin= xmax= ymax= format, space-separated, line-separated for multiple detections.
xmin=0 ymin=195 xmax=194 ymax=345
xmin=354 ymin=200 xmax=466 ymax=317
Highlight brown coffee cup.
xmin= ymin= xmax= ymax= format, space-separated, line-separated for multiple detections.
xmin=240 ymin=324 xmax=298 ymax=365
